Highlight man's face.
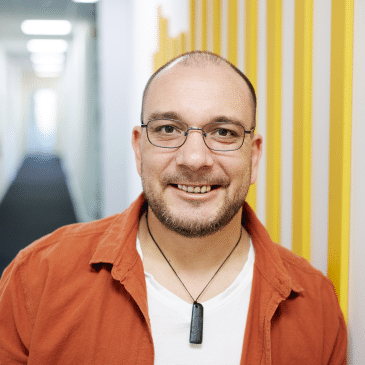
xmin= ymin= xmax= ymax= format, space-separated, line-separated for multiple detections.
xmin=132 ymin=63 xmax=262 ymax=237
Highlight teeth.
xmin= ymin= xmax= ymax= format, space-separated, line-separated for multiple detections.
xmin=177 ymin=184 xmax=213 ymax=194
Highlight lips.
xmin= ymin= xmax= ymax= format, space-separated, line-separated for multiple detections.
xmin=176 ymin=184 xmax=213 ymax=194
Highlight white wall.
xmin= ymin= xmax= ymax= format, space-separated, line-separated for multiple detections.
xmin=98 ymin=0 xmax=134 ymax=217
xmin=58 ymin=22 xmax=101 ymax=222
xmin=311 ymin=0 xmax=332 ymax=274
xmin=348 ymin=0 xmax=365 ymax=362
xmin=129 ymin=0 xmax=189 ymax=203
xmin=0 ymin=49 xmax=28 ymax=202
xmin=0 ymin=45 xmax=8 ymax=200
xmin=98 ymin=0 xmax=190 ymax=217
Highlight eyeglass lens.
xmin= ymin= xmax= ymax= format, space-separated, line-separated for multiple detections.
xmin=146 ymin=119 xmax=246 ymax=151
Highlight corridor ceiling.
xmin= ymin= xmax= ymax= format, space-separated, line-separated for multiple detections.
xmin=0 ymin=0 xmax=96 ymax=56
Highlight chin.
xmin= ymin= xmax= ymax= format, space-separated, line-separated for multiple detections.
xmin=148 ymin=199 xmax=243 ymax=238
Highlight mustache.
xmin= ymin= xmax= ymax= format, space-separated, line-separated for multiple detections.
xmin=161 ymin=173 xmax=229 ymax=187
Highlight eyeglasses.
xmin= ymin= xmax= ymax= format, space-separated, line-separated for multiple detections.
xmin=141 ymin=119 xmax=254 ymax=152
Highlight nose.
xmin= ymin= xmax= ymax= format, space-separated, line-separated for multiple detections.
xmin=175 ymin=128 xmax=214 ymax=171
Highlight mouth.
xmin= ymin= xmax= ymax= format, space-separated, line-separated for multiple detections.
xmin=173 ymin=184 xmax=220 ymax=194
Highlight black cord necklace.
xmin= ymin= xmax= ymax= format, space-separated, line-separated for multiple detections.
xmin=145 ymin=212 xmax=243 ymax=344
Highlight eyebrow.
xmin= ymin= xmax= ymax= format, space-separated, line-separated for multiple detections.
xmin=147 ymin=111 xmax=182 ymax=121
xmin=210 ymin=116 xmax=245 ymax=126
xmin=146 ymin=111 xmax=246 ymax=127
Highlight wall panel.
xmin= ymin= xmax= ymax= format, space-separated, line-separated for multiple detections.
xmin=311 ymin=0 xmax=331 ymax=273
xmin=328 ymin=0 xmax=353 ymax=322
xmin=153 ymin=0 xmax=356 ymax=331
xmin=265 ymin=0 xmax=282 ymax=244
xmin=348 ymin=0 xmax=365 ymax=360
xmin=292 ymin=0 xmax=313 ymax=261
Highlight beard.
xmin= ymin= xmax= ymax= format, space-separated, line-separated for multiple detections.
xmin=141 ymin=167 xmax=251 ymax=238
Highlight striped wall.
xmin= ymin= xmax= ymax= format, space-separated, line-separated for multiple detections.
xmin=153 ymin=0 xmax=356 ymax=326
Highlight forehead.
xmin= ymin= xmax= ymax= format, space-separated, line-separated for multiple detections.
xmin=144 ymin=63 xmax=254 ymax=126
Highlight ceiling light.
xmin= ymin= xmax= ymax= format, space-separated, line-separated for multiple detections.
xmin=27 ymin=39 xmax=68 ymax=53
xmin=30 ymin=53 xmax=65 ymax=65
xmin=35 ymin=72 xmax=61 ymax=78
xmin=33 ymin=64 xmax=64 ymax=74
xmin=21 ymin=20 xmax=72 ymax=35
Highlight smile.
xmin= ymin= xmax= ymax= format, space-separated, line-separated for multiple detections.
xmin=176 ymin=184 xmax=212 ymax=194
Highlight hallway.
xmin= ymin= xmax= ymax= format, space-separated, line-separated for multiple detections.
xmin=0 ymin=153 xmax=77 ymax=273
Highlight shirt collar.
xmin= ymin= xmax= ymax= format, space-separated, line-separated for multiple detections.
xmin=242 ymin=202 xmax=304 ymax=297
xmin=89 ymin=194 xmax=147 ymax=279
xmin=89 ymin=194 xmax=303 ymax=296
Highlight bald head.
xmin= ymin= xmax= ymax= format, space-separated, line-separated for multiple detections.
xmin=141 ymin=51 xmax=257 ymax=128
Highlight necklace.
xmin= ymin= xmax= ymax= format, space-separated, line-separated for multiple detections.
xmin=145 ymin=212 xmax=242 ymax=344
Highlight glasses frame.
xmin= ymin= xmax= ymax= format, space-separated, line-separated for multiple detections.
xmin=141 ymin=119 xmax=254 ymax=152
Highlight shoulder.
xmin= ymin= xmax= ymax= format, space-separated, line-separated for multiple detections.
xmin=271 ymin=244 xmax=347 ymax=362
xmin=271 ymin=243 xmax=344 ymax=328
xmin=0 ymin=214 xmax=125 ymax=297
xmin=274 ymin=243 xmax=337 ymax=294
xmin=14 ymin=214 xmax=120 ymax=268
xmin=0 ymin=214 xmax=125 ymax=318
xmin=275 ymin=243 xmax=322 ymax=277
xmin=3 ymin=195 xmax=146 ymax=284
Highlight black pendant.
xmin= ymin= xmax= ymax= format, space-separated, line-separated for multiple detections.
xmin=189 ymin=301 xmax=203 ymax=344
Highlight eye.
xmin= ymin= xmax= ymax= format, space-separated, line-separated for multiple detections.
xmin=216 ymin=128 xmax=235 ymax=137
xmin=159 ymin=125 xmax=176 ymax=134
xmin=149 ymin=120 xmax=185 ymax=137
xmin=211 ymin=127 xmax=239 ymax=138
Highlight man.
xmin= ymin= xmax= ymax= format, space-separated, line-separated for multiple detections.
xmin=0 ymin=51 xmax=346 ymax=364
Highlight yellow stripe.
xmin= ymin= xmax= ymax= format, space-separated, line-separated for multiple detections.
xmin=266 ymin=0 xmax=282 ymax=244
xmin=184 ymin=30 xmax=191 ymax=53
xmin=212 ymin=0 xmax=221 ymax=55
xmin=173 ymin=34 xmax=182 ymax=58
xmin=201 ymin=0 xmax=208 ymax=50
xmin=153 ymin=52 xmax=160 ymax=72
xmin=190 ymin=0 xmax=196 ymax=51
xmin=166 ymin=36 xmax=174 ymax=62
xmin=227 ymin=0 xmax=238 ymax=65
xmin=195 ymin=0 xmax=202 ymax=50
xmin=328 ymin=0 xmax=353 ymax=323
xmin=291 ymin=0 xmax=312 ymax=260
xmin=244 ymin=0 xmax=258 ymax=212
xmin=160 ymin=12 xmax=169 ymax=64
xmin=244 ymin=0 xmax=258 ymax=91
xmin=180 ymin=33 xmax=186 ymax=54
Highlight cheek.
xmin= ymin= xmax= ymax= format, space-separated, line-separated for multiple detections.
xmin=223 ymin=161 xmax=251 ymax=190
xmin=224 ymin=153 xmax=251 ymax=178
xmin=141 ymin=151 xmax=172 ymax=177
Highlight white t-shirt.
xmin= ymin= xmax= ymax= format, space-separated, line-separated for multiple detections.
xmin=136 ymin=237 xmax=254 ymax=365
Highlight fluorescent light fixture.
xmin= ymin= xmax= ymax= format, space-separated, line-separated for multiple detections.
xmin=72 ymin=0 xmax=99 ymax=3
xmin=21 ymin=20 xmax=72 ymax=35
xmin=36 ymin=72 xmax=61 ymax=78
xmin=33 ymin=64 xmax=63 ymax=73
xmin=27 ymin=39 xmax=68 ymax=53
xmin=30 ymin=53 xmax=65 ymax=65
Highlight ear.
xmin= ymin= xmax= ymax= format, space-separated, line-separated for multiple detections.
xmin=132 ymin=126 xmax=142 ymax=177
xmin=250 ymin=133 xmax=263 ymax=185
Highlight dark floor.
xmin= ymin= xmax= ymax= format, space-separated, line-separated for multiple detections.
xmin=0 ymin=154 xmax=77 ymax=274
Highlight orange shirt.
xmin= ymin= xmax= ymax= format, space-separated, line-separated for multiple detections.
xmin=0 ymin=194 xmax=347 ymax=364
